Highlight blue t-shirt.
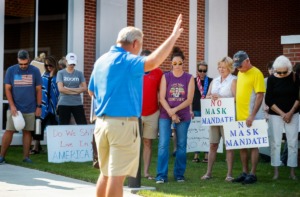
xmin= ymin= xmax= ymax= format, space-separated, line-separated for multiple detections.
xmin=4 ymin=64 xmax=42 ymax=113
xmin=88 ymin=45 xmax=145 ymax=117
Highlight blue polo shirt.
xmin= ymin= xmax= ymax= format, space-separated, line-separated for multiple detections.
xmin=88 ymin=45 xmax=145 ymax=117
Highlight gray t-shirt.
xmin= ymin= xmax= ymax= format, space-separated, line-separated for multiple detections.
xmin=56 ymin=69 xmax=85 ymax=106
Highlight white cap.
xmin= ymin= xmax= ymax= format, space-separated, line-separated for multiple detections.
xmin=66 ymin=53 xmax=77 ymax=65
xmin=12 ymin=111 xmax=25 ymax=131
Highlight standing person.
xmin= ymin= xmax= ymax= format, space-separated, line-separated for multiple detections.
xmin=88 ymin=14 xmax=183 ymax=197
xmin=201 ymin=57 xmax=236 ymax=181
xmin=155 ymin=46 xmax=195 ymax=184
xmin=265 ymin=55 xmax=299 ymax=180
xmin=30 ymin=56 xmax=60 ymax=154
xmin=232 ymin=51 xmax=265 ymax=184
xmin=191 ymin=61 xmax=212 ymax=163
xmin=58 ymin=57 xmax=66 ymax=70
xmin=56 ymin=53 xmax=87 ymax=125
xmin=0 ymin=50 xmax=42 ymax=164
xmin=140 ymin=49 xmax=163 ymax=179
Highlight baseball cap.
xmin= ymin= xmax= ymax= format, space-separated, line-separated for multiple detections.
xmin=12 ymin=111 xmax=25 ymax=131
xmin=233 ymin=51 xmax=249 ymax=68
xmin=18 ymin=50 xmax=29 ymax=60
xmin=66 ymin=53 xmax=77 ymax=65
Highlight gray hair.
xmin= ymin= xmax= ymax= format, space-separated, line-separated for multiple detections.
xmin=116 ymin=26 xmax=143 ymax=44
xmin=273 ymin=55 xmax=293 ymax=72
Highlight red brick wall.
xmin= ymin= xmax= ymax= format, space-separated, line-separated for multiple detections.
xmin=127 ymin=0 xmax=205 ymax=73
xmin=83 ymin=0 xmax=97 ymax=122
xmin=283 ymin=44 xmax=300 ymax=65
xmin=228 ymin=0 xmax=300 ymax=76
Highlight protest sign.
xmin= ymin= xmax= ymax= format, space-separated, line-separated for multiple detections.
xmin=46 ymin=125 xmax=94 ymax=163
xmin=201 ymin=98 xmax=235 ymax=126
xmin=223 ymin=120 xmax=269 ymax=150
xmin=187 ymin=117 xmax=223 ymax=153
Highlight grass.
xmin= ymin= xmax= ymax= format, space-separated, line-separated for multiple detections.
xmin=3 ymin=139 xmax=300 ymax=197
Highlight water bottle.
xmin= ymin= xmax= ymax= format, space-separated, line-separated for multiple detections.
xmin=35 ymin=118 xmax=42 ymax=135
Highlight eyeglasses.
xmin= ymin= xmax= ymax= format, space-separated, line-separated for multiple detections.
xmin=172 ymin=61 xmax=183 ymax=66
xmin=45 ymin=64 xmax=54 ymax=68
xmin=276 ymin=71 xmax=288 ymax=75
xmin=198 ymin=69 xmax=207 ymax=73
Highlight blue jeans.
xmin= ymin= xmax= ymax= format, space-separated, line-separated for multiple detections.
xmin=156 ymin=118 xmax=191 ymax=181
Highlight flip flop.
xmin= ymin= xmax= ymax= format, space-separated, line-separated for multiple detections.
xmin=225 ymin=176 xmax=234 ymax=182
xmin=201 ymin=175 xmax=211 ymax=180
xmin=145 ymin=176 xmax=155 ymax=180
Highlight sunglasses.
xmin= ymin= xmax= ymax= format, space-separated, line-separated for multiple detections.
xmin=198 ymin=69 xmax=207 ymax=73
xmin=172 ymin=61 xmax=183 ymax=66
xmin=45 ymin=64 xmax=54 ymax=68
xmin=276 ymin=71 xmax=288 ymax=75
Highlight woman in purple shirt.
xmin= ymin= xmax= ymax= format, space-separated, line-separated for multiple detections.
xmin=155 ymin=47 xmax=194 ymax=183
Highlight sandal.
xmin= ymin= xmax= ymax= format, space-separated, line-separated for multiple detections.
xmin=144 ymin=175 xmax=155 ymax=180
xmin=201 ymin=175 xmax=211 ymax=180
xmin=225 ymin=176 xmax=234 ymax=182
xmin=192 ymin=158 xmax=200 ymax=163
xmin=202 ymin=159 xmax=208 ymax=163
xmin=29 ymin=150 xmax=39 ymax=155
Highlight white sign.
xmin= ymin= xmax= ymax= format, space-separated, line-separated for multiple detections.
xmin=201 ymin=98 xmax=236 ymax=126
xmin=187 ymin=117 xmax=223 ymax=153
xmin=46 ymin=125 xmax=94 ymax=163
xmin=223 ymin=120 xmax=269 ymax=150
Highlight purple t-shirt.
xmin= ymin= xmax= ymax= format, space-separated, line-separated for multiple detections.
xmin=160 ymin=71 xmax=192 ymax=121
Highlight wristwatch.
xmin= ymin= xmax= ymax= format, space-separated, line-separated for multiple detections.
xmin=37 ymin=104 xmax=42 ymax=108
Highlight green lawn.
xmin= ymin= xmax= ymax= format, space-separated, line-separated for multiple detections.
xmin=3 ymin=139 xmax=300 ymax=197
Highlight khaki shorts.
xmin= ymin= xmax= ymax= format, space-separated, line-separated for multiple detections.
xmin=6 ymin=110 xmax=35 ymax=131
xmin=94 ymin=116 xmax=140 ymax=177
xmin=209 ymin=126 xmax=225 ymax=144
xmin=141 ymin=110 xmax=159 ymax=139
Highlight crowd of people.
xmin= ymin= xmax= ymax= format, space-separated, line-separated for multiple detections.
xmin=0 ymin=13 xmax=299 ymax=197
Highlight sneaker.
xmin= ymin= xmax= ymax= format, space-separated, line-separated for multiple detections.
xmin=242 ymin=174 xmax=257 ymax=184
xmin=23 ymin=157 xmax=33 ymax=163
xmin=176 ymin=177 xmax=185 ymax=183
xmin=156 ymin=178 xmax=165 ymax=184
xmin=0 ymin=156 xmax=6 ymax=164
xmin=232 ymin=172 xmax=247 ymax=183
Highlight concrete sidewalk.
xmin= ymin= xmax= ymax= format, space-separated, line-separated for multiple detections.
xmin=0 ymin=164 xmax=142 ymax=197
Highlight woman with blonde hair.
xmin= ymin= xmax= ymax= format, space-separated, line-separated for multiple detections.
xmin=201 ymin=56 xmax=237 ymax=181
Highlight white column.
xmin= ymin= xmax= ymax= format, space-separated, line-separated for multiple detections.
xmin=189 ymin=0 xmax=197 ymax=77
xmin=96 ymin=0 xmax=127 ymax=57
xmin=205 ymin=0 xmax=228 ymax=78
xmin=135 ymin=0 xmax=143 ymax=30
xmin=68 ymin=0 xmax=85 ymax=72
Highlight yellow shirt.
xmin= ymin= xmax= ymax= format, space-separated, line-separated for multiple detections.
xmin=236 ymin=66 xmax=265 ymax=120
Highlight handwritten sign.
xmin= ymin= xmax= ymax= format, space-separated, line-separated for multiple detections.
xmin=46 ymin=125 xmax=94 ymax=163
xmin=223 ymin=120 xmax=269 ymax=150
xmin=201 ymin=98 xmax=236 ymax=126
xmin=187 ymin=117 xmax=223 ymax=153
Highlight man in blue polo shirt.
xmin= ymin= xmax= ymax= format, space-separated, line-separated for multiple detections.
xmin=89 ymin=14 xmax=184 ymax=197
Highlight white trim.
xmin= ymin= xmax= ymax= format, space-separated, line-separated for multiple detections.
xmin=189 ymin=0 xmax=197 ymax=77
xmin=281 ymin=35 xmax=300 ymax=44
xmin=34 ymin=0 xmax=39 ymax=58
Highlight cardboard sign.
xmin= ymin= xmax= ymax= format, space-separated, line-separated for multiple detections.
xmin=223 ymin=120 xmax=269 ymax=150
xmin=187 ymin=117 xmax=223 ymax=153
xmin=201 ymin=98 xmax=236 ymax=126
xmin=46 ymin=125 xmax=94 ymax=163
